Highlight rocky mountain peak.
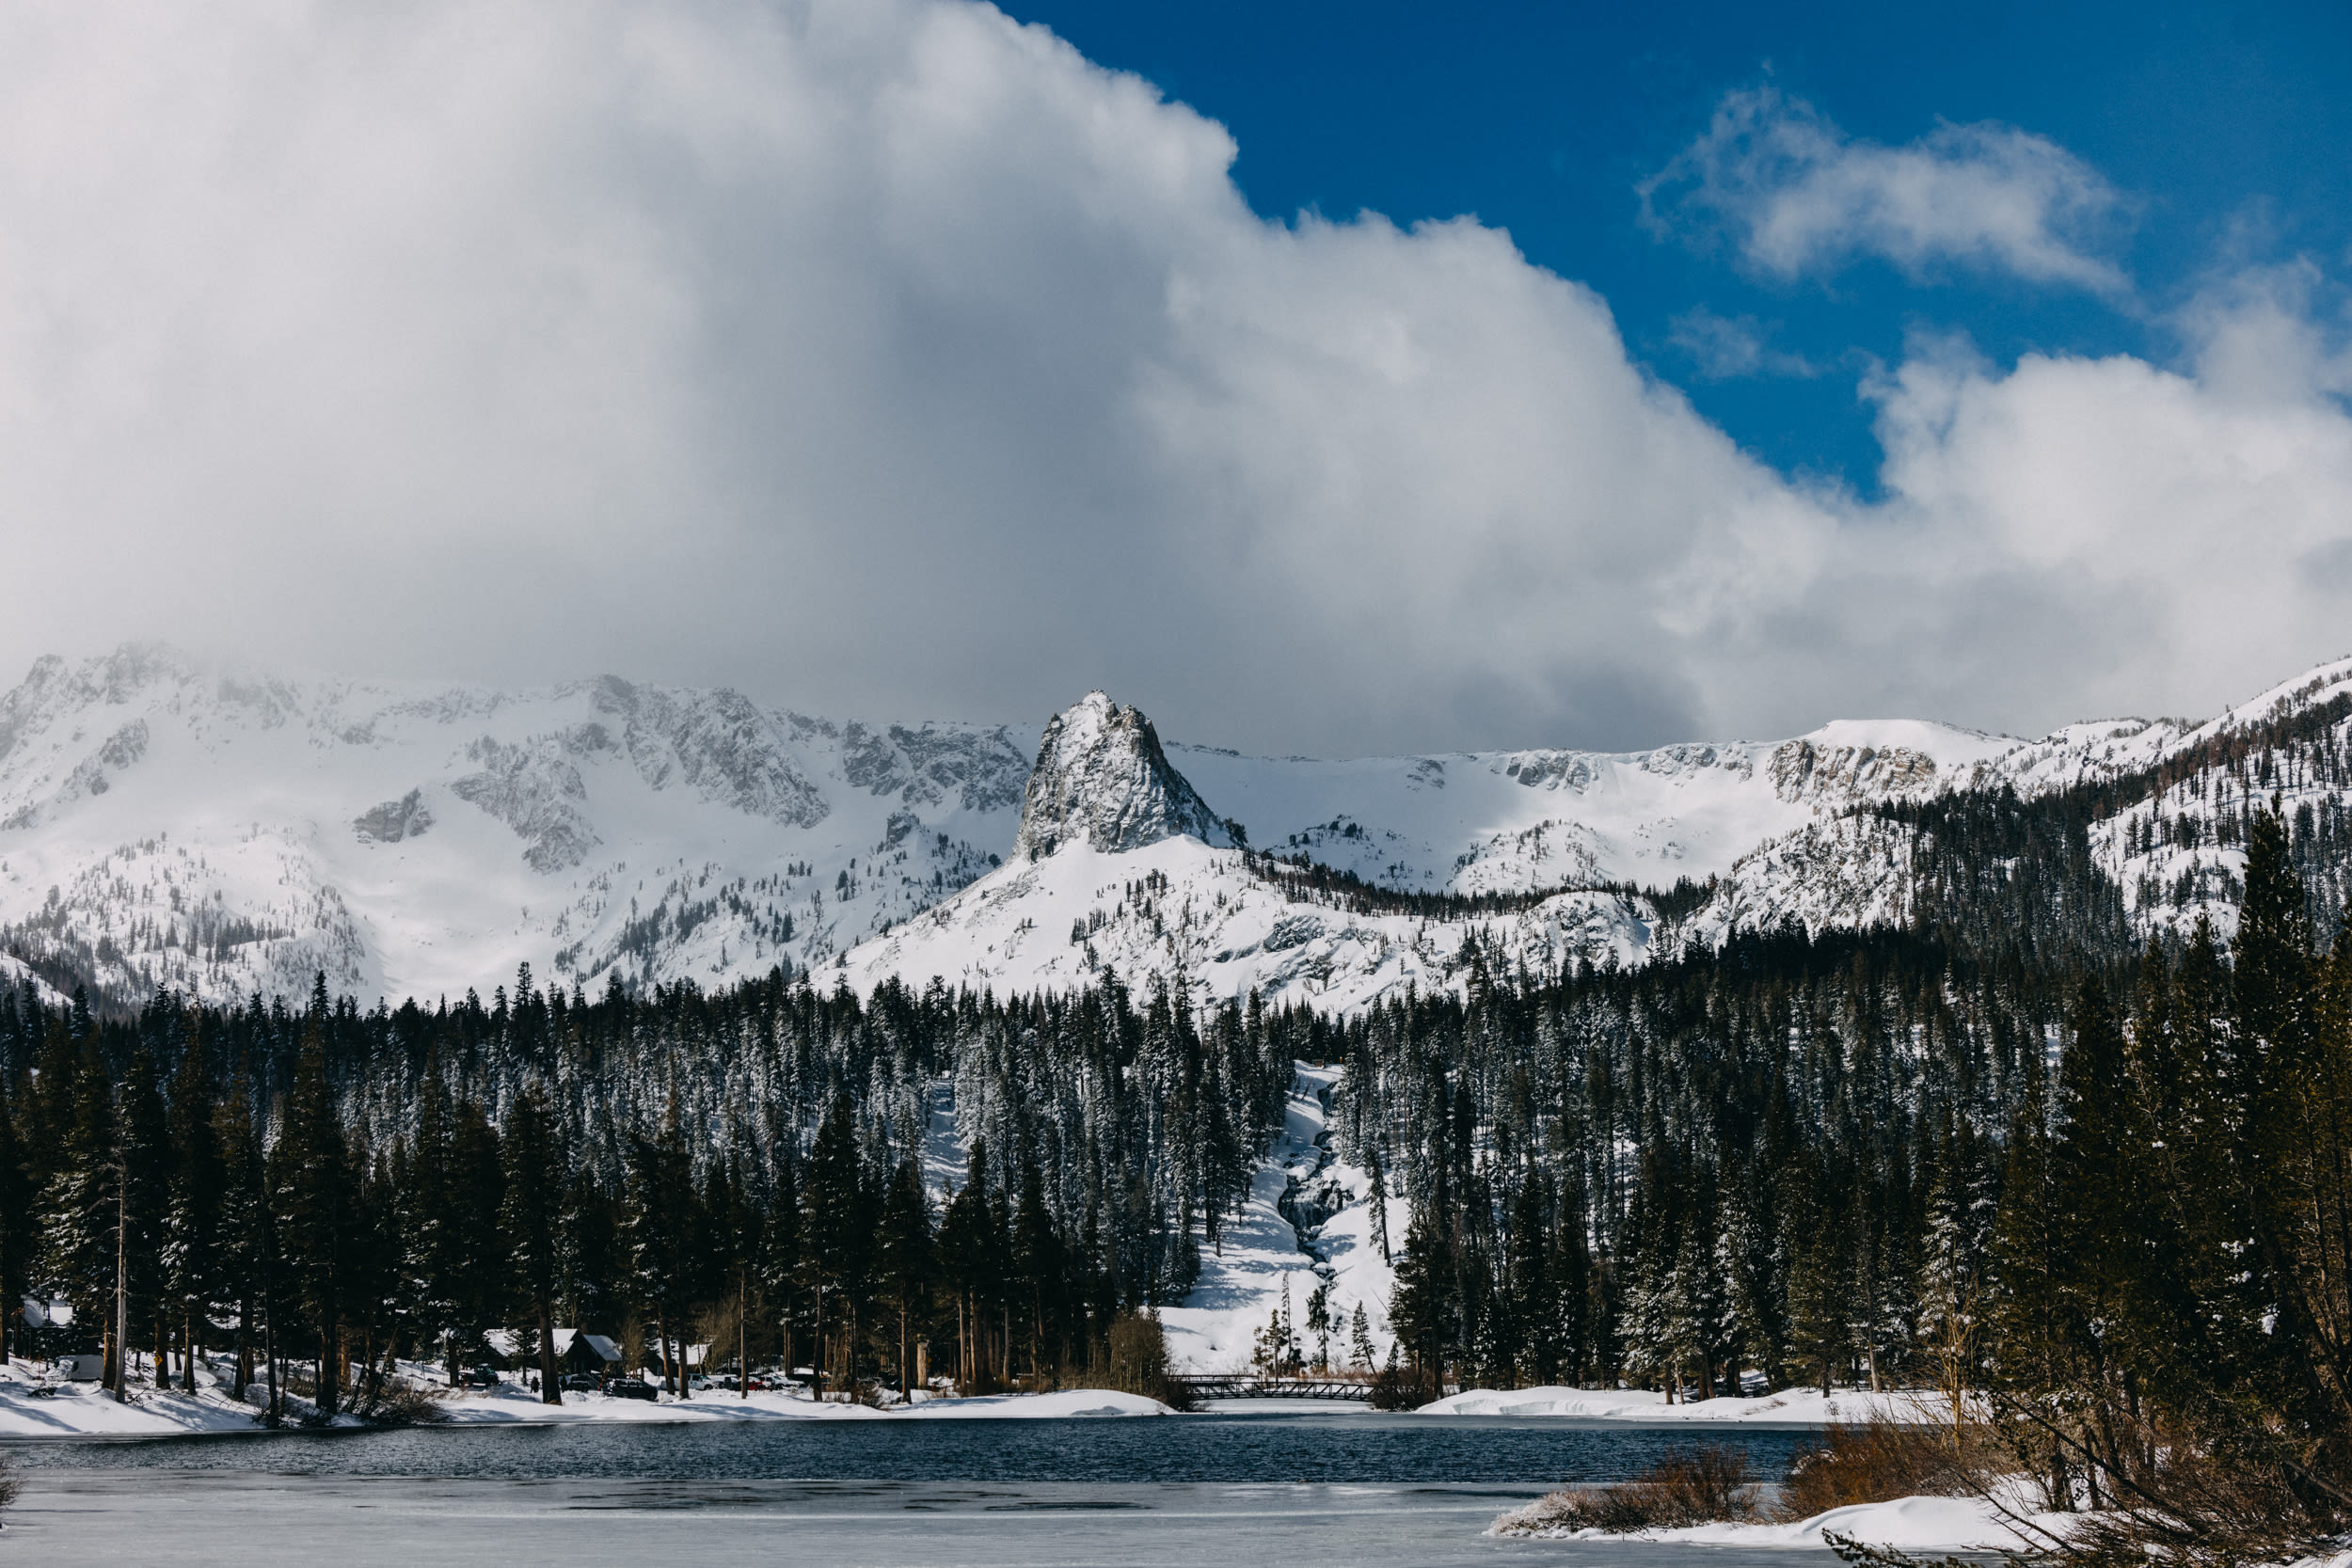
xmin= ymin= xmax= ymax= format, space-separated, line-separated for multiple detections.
xmin=1012 ymin=692 xmax=1231 ymax=860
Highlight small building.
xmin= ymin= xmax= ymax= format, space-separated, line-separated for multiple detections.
xmin=485 ymin=1327 xmax=623 ymax=1377
xmin=564 ymin=1332 xmax=624 ymax=1376
xmin=56 ymin=1353 xmax=103 ymax=1382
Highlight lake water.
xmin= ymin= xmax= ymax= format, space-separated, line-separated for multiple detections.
xmin=5 ymin=1406 xmax=1818 ymax=1483
xmin=0 ymin=1409 xmax=1835 ymax=1568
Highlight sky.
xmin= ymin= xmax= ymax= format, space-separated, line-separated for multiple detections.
xmin=2 ymin=0 xmax=2349 ymax=755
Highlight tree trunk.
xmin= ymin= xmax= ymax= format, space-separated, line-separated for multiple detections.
xmin=738 ymin=1272 xmax=749 ymax=1402
xmin=183 ymin=1305 xmax=199 ymax=1394
xmin=538 ymin=1295 xmax=563 ymax=1406
xmin=319 ymin=1313 xmax=339 ymax=1416
xmin=657 ymin=1301 xmax=675 ymax=1397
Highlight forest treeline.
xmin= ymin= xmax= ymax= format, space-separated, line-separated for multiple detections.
xmin=0 ymin=807 xmax=2344 ymax=1551
xmin=0 ymin=967 xmax=1302 ymax=1412
xmin=1359 ymin=806 xmax=2348 ymax=1554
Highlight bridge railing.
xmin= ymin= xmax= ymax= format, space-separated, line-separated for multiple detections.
xmin=1168 ymin=1374 xmax=1375 ymax=1402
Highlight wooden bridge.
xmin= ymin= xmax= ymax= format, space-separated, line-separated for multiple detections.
xmin=1169 ymin=1374 xmax=1375 ymax=1402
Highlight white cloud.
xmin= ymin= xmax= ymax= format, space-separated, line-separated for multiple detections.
xmin=1641 ymin=86 xmax=2132 ymax=294
xmin=0 ymin=3 xmax=2343 ymax=754
xmin=1666 ymin=307 xmax=1819 ymax=380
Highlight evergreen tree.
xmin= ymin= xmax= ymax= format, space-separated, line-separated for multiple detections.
xmin=40 ymin=1039 xmax=120 ymax=1385
xmin=1009 ymin=1148 xmax=1062 ymax=1378
xmin=275 ymin=1011 xmax=353 ymax=1414
xmin=625 ymin=1097 xmax=698 ymax=1397
xmin=164 ymin=1034 xmax=223 ymax=1392
xmin=1388 ymin=1203 xmax=1457 ymax=1402
xmin=799 ymin=1093 xmax=867 ymax=1396
xmin=116 ymin=1049 xmax=169 ymax=1386
xmin=875 ymin=1156 xmax=933 ymax=1399
xmin=500 ymin=1084 xmax=566 ymax=1404
xmin=1505 ymin=1173 xmax=1561 ymax=1386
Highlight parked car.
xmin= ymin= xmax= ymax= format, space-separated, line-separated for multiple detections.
xmin=559 ymin=1373 xmax=602 ymax=1394
xmin=462 ymin=1365 xmax=500 ymax=1389
xmin=607 ymin=1378 xmax=658 ymax=1402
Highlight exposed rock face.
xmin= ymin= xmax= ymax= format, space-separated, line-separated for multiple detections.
xmin=1767 ymin=739 xmax=1941 ymax=802
xmin=452 ymin=736 xmax=600 ymax=872
xmin=353 ymin=788 xmax=434 ymax=844
xmin=1013 ymin=692 xmax=1230 ymax=860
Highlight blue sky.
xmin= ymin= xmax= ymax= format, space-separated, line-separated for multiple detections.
xmin=1008 ymin=0 xmax=2352 ymax=492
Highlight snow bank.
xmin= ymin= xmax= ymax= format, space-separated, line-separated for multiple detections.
xmin=1422 ymin=1385 xmax=1947 ymax=1424
xmin=895 ymin=1389 xmax=1170 ymax=1419
xmin=0 ymin=1361 xmax=1168 ymax=1439
xmin=1668 ymin=1496 xmax=2035 ymax=1551
xmin=432 ymin=1384 xmax=880 ymax=1425
xmin=1495 ymin=1494 xmax=2037 ymax=1551
xmin=334 ymin=1384 xmax=1170 ymax=1426
xmin=0 ymin=1373 xmax=266 ymax=1440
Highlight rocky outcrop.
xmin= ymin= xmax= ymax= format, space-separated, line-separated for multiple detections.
xmin=452 ymin=736 xmax=599 ymax=871
xmin=1012 ymin=692 xmax=1230 ymax=860
xmin=1767 ymin=738 xmax=1941 ymax=802
xmin=353 ymin=788 xmax=434 ymax=844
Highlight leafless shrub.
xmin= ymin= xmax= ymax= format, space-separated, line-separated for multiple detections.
xmin=1781 ymin=1418 xmax=2004 ymax=1519
xmin=1493 ymin=1443 xmax=1765 ymax=1536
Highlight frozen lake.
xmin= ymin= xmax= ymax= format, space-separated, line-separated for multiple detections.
xmin=1 ymin=1410 xmax=1833 ymax=1566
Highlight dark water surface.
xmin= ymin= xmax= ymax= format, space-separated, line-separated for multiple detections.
xmin=3 ymin=1407 xmax=1816 ymax=1485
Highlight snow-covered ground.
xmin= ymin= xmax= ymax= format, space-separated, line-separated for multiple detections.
xmin=1159 ymin=1062 xmax=1396 ymax=1373
xmin=0 ymin=1357 xmax=1170 ymax=1439
xmin=1668 ymin=1493 xmax=2054 ymax=1552
xmin=0 ymin=1371 xmax=264 ymax=1440
xmin=437 ymin=1384 xmax=1171 ymax=1424
xmin=1496 ymin=1491 xmax=2059 ymax=1552
xmin=1422 ymin=1386 xmax=1954 ymax=1424
xmin=841 ymin=833 xmax=1657 ymax=1013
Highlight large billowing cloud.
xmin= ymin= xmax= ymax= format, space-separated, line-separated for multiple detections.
xmin=0 ymin=0 xmax=2344 ymax=753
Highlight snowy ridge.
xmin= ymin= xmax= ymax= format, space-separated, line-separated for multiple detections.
xmin=839 ymin=835 xmax=1655 ymax=1014
xmin=841 ymin=659 xmax=2352 ymax=1006
xmin=0 ymin=646 xmax=1033 ymax=1006
xmin=7 ymin=643 xmax=2352 ymax=1010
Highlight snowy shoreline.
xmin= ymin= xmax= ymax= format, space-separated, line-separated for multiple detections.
xmin=1419 ymin=1385 xmax=1955 ymax=1425
xmin=0 ymin=1372 xmax=1176 ymax=1442
xmin=1493 ymin=1491 xmax=2063 ymax=1553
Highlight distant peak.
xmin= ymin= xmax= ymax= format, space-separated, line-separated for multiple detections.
xmin=1013 ymin=694 xmax=1231 ymax=860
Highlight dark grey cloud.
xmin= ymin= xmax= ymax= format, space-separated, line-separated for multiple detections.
xmin=0 ymin=2 xmax=2347 ymax=754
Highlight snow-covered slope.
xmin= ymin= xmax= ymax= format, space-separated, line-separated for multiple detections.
xmin=840 ymin=832 xmax=1655 ymax=1012
xmin=0 ymin=646 xmax=1032 ymax=1006
xmin=1170 ymin=717 xmax=2019 ymax=897
xmin=7 ymin=643 xmax=2350 ymax=1011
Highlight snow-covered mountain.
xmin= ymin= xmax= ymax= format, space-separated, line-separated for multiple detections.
xmin=840 ymin=659 xmax=2352 ymax=1009
xmin=0 ymin=646 xmax=1031 ymax=1007
xmin=4 ymin=642 xmax=2348 ymax=1013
